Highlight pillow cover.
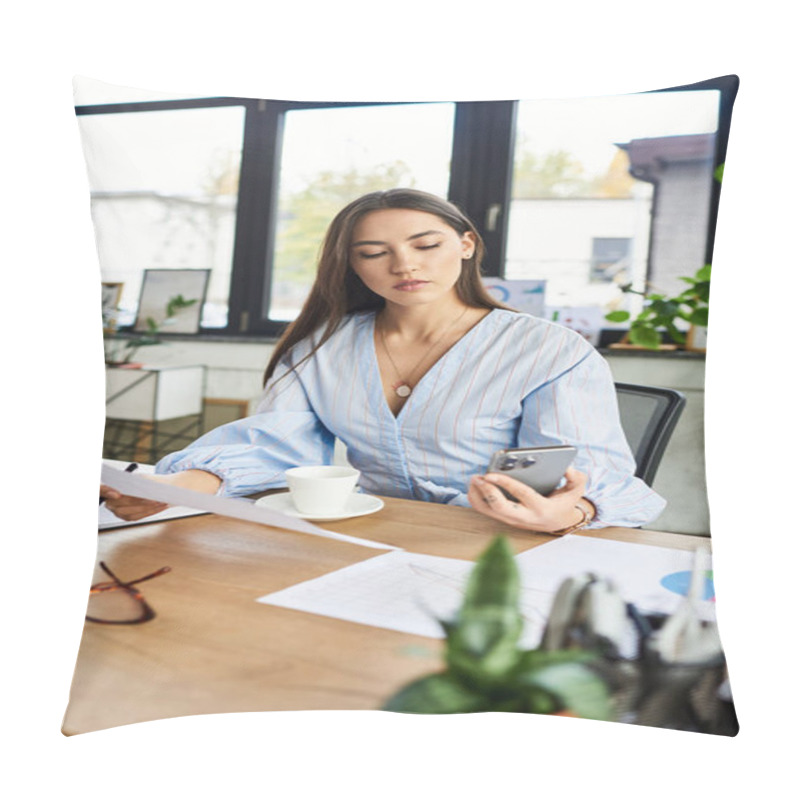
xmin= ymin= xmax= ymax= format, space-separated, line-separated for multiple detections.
xmin=64 ymin=75 xmax=738 ymax=737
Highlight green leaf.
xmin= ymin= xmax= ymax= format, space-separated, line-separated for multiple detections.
xmin=696 ymin=263 xmax=712 ymax=282
xmin=461 ymin=537 xmax=519 ymax=613
xmin=664 ymin=323 xmax=686 ymax=344
xmin=516 ymin=649 xmax=597 ymax=670
xmin=518 ymin=662 xmax=612 ymax=721
xmin=446 ymin=608 xmax=524 ymax=683
xmin=166 ymin=294 xmax=199 ymax=318
xmin=524 ymin=691 xmax=561 ymax=715
xmin=604 ymin=310 xmax=630 ymax=323
xmin=382 ymin=672 xmax=488 ymax=714
xmin=649 ymin=299 xmax=681 ymax=319
xmin=444 ymin=537 xmax=525 ymax=683
xmin=714 ymin=163 xmax=724 ymax=183
xmin=694 ymin=282 xmax=710 ymax=303
xmin=689 ymin=307 xmax=709 ymax=326
xmin=628 ymin=324 xmax=661 ymax=349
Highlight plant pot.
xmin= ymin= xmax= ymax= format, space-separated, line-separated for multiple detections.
xmin=608 ymin=342 xmax=679 ymax=352
xmin=608 ymin=332 xmax=679 ymax=352
xmin=685 ymin=325 xmax=707 ymax=353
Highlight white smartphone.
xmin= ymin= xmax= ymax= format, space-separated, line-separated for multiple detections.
xmin=487 ymin=445 xmax=577 ymax=499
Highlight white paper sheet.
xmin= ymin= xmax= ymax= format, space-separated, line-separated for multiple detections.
xmin=515 ymin=535 xmax=717 ymax=622
xmin=259 ymin=549 xmax=563 ymax=647
xmin=100 ymin=463 xmax=207 ymax=529
xmin=259 ymin=550 xmax=474 ymax=639
xmin=100 ymin=463 xmax=398 ymax=551
xmin=256 ymin=534 xmax=717 ymax=648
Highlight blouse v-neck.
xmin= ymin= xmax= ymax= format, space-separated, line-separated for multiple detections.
xmin=366 ymin=309 xmax=496 ymax=421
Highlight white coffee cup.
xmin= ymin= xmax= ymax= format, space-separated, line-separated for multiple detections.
xmin=285 ymin=465 xmax=360 ymax=515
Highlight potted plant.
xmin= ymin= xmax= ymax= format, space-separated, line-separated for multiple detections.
xmin=604 ymin=264 xmax=711 ymax=351
xmin=104 ymin=294 xmax=199 ymax=366
xmin=382 ymin=537 xmax=612 ymax=719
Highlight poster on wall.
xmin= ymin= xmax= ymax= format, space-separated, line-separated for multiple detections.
xmin=483 ymin=279 xmax=546 ymax=318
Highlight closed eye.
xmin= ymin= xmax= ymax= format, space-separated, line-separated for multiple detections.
xmin=357 ymin=251 xmax=387 ymax=259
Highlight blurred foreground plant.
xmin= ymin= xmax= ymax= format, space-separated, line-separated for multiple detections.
xmin=383 ymin=537 xmax=611 ymax=719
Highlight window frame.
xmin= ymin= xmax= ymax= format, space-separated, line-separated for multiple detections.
xmin=75 ymin=76 xmax=736 ymax=341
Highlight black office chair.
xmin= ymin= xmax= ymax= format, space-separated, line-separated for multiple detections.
xmin=614 ymin=382 xmax=686 ymax=486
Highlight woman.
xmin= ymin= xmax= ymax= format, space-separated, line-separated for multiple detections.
xmin=102 ymin=189 xmax=665 ymax=532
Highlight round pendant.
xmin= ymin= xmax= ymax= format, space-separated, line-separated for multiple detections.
xmin=395 ymin=384 xmax=412 ymax=398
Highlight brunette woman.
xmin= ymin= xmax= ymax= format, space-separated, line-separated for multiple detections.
xmin=102 ymin=189 xmax=665 ymax=532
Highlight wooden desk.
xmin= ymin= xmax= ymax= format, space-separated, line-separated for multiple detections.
xmin=62 ymin=498 xmax=702 ymax=735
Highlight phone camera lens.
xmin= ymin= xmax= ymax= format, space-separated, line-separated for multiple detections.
xmin=521 ymin=456 xmax=537 ymax=467
xmin=500 ymin=456 xmax=517 ymax=471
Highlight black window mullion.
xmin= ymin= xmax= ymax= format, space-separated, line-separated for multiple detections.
xmin=448 ymin=101 xmax=517 ymax=278
xmin=226 ymin=100 xmax=286 ymax=337
xmin=74 ymin=97 xmax=250 ymax=116
xmin=648 ymin=75 xmax=739 ymax=268
xmin=245 ymin=99 xmax=448 ymax=336
xmin=705 ymin=76 xmax=738 ymax=266
xmin=78 ymin=96 xmax=518 ymax=337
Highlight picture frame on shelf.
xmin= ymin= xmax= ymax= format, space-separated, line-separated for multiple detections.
xmin=101 ymin=282 xmax=123 ymax=332
xmin=134 ymin=269 xmax=210 ymax=335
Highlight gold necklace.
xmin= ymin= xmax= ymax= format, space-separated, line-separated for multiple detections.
xmin=378 ymin=307 xmax=470 ymax=398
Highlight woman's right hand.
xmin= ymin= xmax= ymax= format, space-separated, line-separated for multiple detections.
xmin=100 ymin=470 xmax=223 ymax=521
xmin=100 ymin=484 xmax=169 ymax=521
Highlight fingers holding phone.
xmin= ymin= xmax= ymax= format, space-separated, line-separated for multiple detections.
xmin=486 ymin=445 xmax=577 ymax=498
xmin=468 ymin=470 xmax=586 ymax=531
xmin=469 ymin=444 xmax=591 ymax=533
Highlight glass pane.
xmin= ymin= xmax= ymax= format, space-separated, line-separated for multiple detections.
xmin=78 ymin=105 xmax=245 ymax=329
xmin=269 ymin=103 xmax=456 ymax=321
xmin=506 ymin=90 xmax=720 ymax=321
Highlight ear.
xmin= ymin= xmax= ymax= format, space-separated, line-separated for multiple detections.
xmin=461 ymin=231 xmax=476 ymax=260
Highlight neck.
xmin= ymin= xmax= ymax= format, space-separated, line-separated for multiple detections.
xmin=378 ymin=298 xmax=473 ymax=341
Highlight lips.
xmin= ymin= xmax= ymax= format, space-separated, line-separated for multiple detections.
xmin=393 ymin=280 xmax=430 ymax=291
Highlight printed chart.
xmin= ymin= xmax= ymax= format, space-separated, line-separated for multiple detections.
xmin=257 ymin=535 xmax=717 ymax=648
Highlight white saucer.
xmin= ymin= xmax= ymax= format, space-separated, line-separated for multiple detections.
xmin=255 ymin=491 xmax=385 ymax=521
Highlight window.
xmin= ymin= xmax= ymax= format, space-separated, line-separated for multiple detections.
xmin=591 ymin=238 xmax=633 ymax=284
xmin=77 ymin=102 xmax=246 ymax=328
xmin=270 ymin=103 xmax=455 ymax=320
xmin=76 ymin=77 xmax=735 ymax=339
xmin=505 ymin=89 xmax=722 ymax=315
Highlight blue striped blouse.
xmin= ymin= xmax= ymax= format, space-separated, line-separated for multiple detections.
xmin=156 ymin=309 xmax=666 ymax=528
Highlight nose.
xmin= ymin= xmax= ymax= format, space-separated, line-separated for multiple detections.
xmin=389 ymin=246 xmax=420 ymax=274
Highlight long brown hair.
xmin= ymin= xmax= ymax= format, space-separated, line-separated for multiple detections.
xmin=263 ymin=188 xmax=511 ymax=385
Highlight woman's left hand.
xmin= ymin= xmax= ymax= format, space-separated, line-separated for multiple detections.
xmin=467 ymin=467 xmax=589 ymax=533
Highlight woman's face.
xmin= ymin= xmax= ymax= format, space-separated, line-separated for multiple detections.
xmin=349 ymin=208 xmax=475 ymax=308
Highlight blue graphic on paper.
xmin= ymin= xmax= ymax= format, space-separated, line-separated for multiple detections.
xmin=660 ymin=570 xmax=715 ymax=602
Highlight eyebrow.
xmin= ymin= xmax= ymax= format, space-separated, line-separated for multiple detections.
xmin=351 ymin=230 xmax=445 ymax=247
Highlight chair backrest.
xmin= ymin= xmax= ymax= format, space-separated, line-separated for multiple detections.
xmin=614 ymin=382 xmax=687 ymax=486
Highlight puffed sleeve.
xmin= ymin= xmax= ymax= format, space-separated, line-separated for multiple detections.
xmin=518 ymin=347 xmax=667 ymax=528
xmin=155 ymin=352 xmax=335 ymax=497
